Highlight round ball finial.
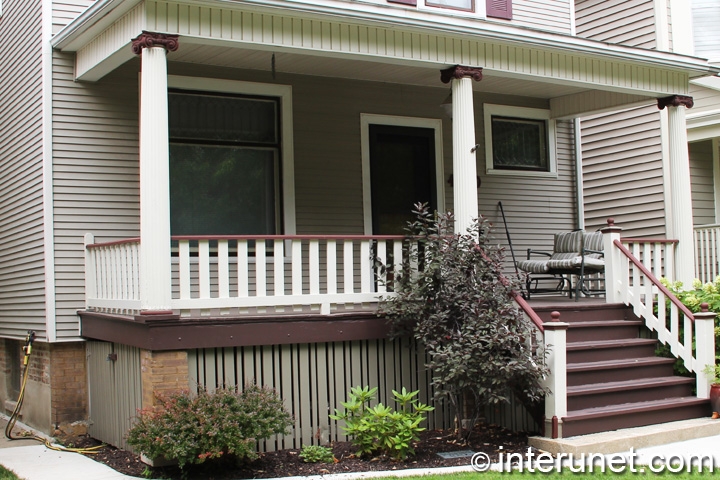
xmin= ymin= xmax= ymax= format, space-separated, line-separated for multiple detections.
xmin=607 ymin=218 xmax=615 ymax=227
xmin=701 ymin=303 xmax=709 ymax=313
xmin=550 ymin=311 xmax=561 ymax=322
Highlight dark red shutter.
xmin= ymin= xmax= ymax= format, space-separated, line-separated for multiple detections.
xmin=388 ymin=0 xmax=417 ymax=6
xmin=487 ymin=0 xmax=512 ymax=19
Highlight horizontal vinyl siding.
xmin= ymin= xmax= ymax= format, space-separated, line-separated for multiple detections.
xmin=511 ymin=0 xmax=572 ymax=35
xmin=689 ymin=83 xmax=720 ymax=117
xmin=0 ymin=0 xmax=47 ymax=339
xmin=574 ymin=0 xmax=657 ymax=49
xmin=52 ymin=0 xmax=95 ymax=33
xmin=581 ymin=104 xmax=666 ymax=237
xmin=693 ymin=0 xmax=720 ymax=61
xmin=689 ymin=140 xmax=715 ymax=227
xmin=51 ymin=53 xmax=141 ymax=338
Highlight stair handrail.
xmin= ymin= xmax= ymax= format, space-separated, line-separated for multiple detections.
xmin=610 ymin=237 xmax=717 ymax=398
xmin=511 ymin=290 xmax=544 ymax=333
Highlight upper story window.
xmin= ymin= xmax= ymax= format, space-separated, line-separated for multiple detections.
xmin=484 ymin=104 xmax=557 ymax=178
xmin=421 ymin=0 xmax=512 ymax=19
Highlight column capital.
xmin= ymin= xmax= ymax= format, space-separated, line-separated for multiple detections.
xmin=657 ymin=95 xmax=694 ymax=110
xmin=440 ymin=65 xmax=483 ymax=84
xmin=131 ymin=31 xmax=179 ymax=55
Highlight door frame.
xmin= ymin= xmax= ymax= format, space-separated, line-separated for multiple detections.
xmin=360 ymin=114 xmax=445 ymax=235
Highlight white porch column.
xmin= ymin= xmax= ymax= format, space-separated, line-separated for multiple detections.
xmin=659 ymin=95 xmax=695 ymax=286
xmin=543 ymin=314 xmax=568 ymax=439
xmin=132 ymin=32 xmax=179 ymax=313
xmin=441 ymin=66 xmax=482 ymax=234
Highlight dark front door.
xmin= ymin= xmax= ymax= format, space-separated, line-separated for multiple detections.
xmin=369 ymin=124 xmax=437 ymax=235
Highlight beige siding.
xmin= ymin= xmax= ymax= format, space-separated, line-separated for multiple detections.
xmin=689 ymin=83 xmax=720 ymax=117
xmin=52 ymin=0 xmax=94 ymax=33
xmin=511 ymin=0 xmax=573 ymax=35
xmin=0 ymin=0 xmax=47 ymax=339
xmin=581 ymin=104 xmax=666 ymax=237
xmin=689 ymin=140 xmax=715 ymax=227
xmin=574 ymin=0 xmax=657 ymax=49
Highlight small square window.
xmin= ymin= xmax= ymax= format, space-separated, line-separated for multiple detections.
xmin=426 ymin=0 xmax=473 ymax=12
xmin=484 ymin=104 xmax=556 ymax=177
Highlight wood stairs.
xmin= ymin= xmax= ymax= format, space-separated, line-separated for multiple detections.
xmin=534 ymin=303 xmax=711 ymax=438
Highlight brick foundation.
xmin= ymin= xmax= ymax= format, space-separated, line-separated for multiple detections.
xmin=50 ymin=343 xmax=88 ymax=435
xmin=140 ymin=350 xmax=190 ymax=409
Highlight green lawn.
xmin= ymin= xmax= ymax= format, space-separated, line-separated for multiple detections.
xmin=0 ymin=465 xmax=20 ymax=480
xmin=378 ymin=469 xmax=716 ymax=479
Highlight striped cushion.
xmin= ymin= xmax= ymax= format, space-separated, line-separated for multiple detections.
xmin=547 ymin=256 xmax=604 ymax=271
xmin=554 ymin=231 xmax=583 ymax=253
xmin=583 ymin=231 xmax=604 ymax=256
xmin=517 ymin=259 xmax=550 ymax=274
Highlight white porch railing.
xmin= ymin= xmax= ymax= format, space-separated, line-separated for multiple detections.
xmin=604 ymin=224 xmax=716 ymax=399
xmin=85 ymin=234 xmax=413 ymax=316
xmin=694 ymin=223 xmax=720 ymax=284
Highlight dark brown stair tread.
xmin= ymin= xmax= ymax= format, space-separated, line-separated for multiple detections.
xmin=566 ymin=320 xmax=643 ymax=328
xmin=567 ymin=338 xmax=658 ymax=350
xmin=567 ymin=376 xmax=694 ymax=395
xmin=567 ymin=356 xmax=676 ymax=371
xmin=564 ymin=396 xmax=708 ymax=420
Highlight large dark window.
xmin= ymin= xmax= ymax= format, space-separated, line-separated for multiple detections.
xmin=169 ymin=91 xmax=280 ymax=235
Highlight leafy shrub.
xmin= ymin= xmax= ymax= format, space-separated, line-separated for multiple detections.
xmin=298 ymin=445 xmax=335 ymax=463
xmin=330 ymin=386 xmax=433 ymax=460
xmin=378 ymin=205 xmax=548 ymax=439
xmin=126 ymin=385 xmax=293 ymax=470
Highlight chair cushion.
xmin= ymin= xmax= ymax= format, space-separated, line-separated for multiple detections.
xmin=517 ymin=259 xmax=550 ymax=274
xmin=584 ymin=231 xmax=604 ymax=256
xmin=547 ymin=256 xmax=605 ymax=271
xmin=554 ymin=231 xmax=583 ymax=253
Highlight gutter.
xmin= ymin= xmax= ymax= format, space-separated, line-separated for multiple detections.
xmin=51 ymin=0 xmax=719 ymax=78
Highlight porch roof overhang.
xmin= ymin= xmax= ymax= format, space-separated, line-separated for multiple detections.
xmin=52 ymin=0 xmax=720 ymax=119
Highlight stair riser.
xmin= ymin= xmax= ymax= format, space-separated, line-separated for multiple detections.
xmin=567 ymin=326 xmax=641 ymax=342
xmin=567 ymin=363 xmax=675 ymax=386
xmin=562 ymin=403 xmax=711 ymax=438
xmin=567 ymin=344 xmax=657 ymax=363
xmin=568 ymin=383 xmax=695 ymax=411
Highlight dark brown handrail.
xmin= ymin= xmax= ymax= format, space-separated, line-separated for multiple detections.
xmin=87 ymin=234 xmax=409 ymax=249
xmin=511 ymin=290 xmax=544 ymax=332
xmin=613 ymin=239 xmax=695 ymax=321
xmin=621 ymin=237 xmax=679 ymax=244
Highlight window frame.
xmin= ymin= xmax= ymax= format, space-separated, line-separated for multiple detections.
xmin=483 ymin=104 xmax=557 ymax=178
xmin=425 ymin=0 xmax=474 ymax=13
xmin=167 ymin=76 xmax=296 ymax=235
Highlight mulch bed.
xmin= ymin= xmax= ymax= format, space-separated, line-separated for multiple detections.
xmin=75 ymin=422 xmax=533 ymax=479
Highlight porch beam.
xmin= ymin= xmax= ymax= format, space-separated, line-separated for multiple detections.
xmin=133 ymin=32 xmax=178 ymax=313
xmin=442 ymin=65 xmax=482 ymax=233
xmin=658 ymin=95 xmax=695 ymax=286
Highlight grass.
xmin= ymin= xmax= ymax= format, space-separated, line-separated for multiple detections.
xmin=0 ymin=464 xmax=20 ymax=480
xmin=376 ymin=468 xmax=717 ymax=479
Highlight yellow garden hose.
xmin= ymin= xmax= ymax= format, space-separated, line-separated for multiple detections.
xmin=4 ymin=331 xmax=105 ymax=454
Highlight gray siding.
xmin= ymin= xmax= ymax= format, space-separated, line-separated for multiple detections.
xmin=53 ymin=60 xmax=579 ymax=332
xmin=689 ymin=83 xmax=720 ymax=117
xmin=51 ymin=53 xmax=141 ymax=338
xmin=581 ymin=104 xmax=666 ymax=237
xmin=689 ymin=140 xmax=715 ymax=227
xmin=512 ymin=0 xmax=573 ymax=35
xmin=0 ymin=0 xmax=47 ymax=339
xmin=52 ymin=0 xmax=94 ymax=33
xmin=574 ymin=0 xmax=657 ymax=49
xmin=693 ymin=0 xmax=720 ymax=61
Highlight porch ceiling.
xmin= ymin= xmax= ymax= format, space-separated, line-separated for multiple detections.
xmin=170 ymin=44 xmax=588 ymax=100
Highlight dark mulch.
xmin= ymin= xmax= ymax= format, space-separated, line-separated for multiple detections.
xmin=75 ymin=422 xmax=533 ymax=479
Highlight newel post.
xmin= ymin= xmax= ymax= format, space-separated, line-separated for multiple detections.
xmin=543 ymin=312 xmax=568 ymax=439
xmin=84 ymin=233 xmax=96 ymax=310
xmin=694 ymin=303 xmax=717 ymax=399
xmin=602 ymin=218 xmax=623 ymax=304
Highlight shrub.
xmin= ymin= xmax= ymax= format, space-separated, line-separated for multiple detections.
xmin=126 ymin=385 xmax=293 ymax=470
xmin=330 ymin=385 xmax=433 ymax=460
xmin=298 ymin=445 xmax=335 ymax=463
xmin=378 ymin=205 xmax=548 ymax=439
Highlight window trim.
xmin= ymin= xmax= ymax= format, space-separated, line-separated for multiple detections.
xmin=425 ymin=0 xmax=474 ymax=13
xmin=483 ymin=104 xmax=557 ymax=178
xmin=360 ymin=114 xmax=445 ymax=235
xmin=167 ymin=76 xmax=296 ymax=235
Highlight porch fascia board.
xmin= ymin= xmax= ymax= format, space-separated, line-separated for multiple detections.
xmin=550 ymin=92 xmax=654 ymax=119
xmin=78 ymin=310 xmax=392 ymax=350
xmin=56 ymin=0 xmax=716 ymax=96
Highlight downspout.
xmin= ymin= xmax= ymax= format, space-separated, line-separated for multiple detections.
xmin=42 ymin=0 xmax=57 ymax=342
xmin=574 ymin=118 xmax=585 ymax=231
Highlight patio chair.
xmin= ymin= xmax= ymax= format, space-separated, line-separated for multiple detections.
xmin=516 ymin=230 xmax=605 ymax=300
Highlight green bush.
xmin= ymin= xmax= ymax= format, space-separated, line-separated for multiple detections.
xmin=126 ymin=385 xmax=293 ymax=470
xmin=298 ymin=445 xmax=335 ymax=463
xmin=330 ymin=385 xmax=433 ymax=460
